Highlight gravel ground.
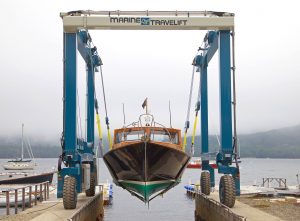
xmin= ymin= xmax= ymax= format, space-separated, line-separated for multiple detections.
xmin=237 ymin=195 xmax=300 ymax=221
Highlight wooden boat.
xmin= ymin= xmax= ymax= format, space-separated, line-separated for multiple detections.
xmin=103 ymin=111 xmax=190 ymax=203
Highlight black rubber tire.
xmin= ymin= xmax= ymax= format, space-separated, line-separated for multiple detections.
xmin=63 ymin=176 xmax=77 ymax=209
xmin=200 ymin=171 xmax=211 ymax=195
xmin=219 ymin=175 xmax=236 ymax=208
xmin=85 ymin=170 xmax=96 ymax=197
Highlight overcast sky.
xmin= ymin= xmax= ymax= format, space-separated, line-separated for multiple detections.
xmin=0 ymin=0 xmax=299 ymax=141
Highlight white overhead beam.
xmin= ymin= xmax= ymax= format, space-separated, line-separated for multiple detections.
xmin=60 ymin=11 xmax=234 ymax=32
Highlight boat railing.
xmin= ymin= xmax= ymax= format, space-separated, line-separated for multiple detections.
xmin=262 ymin=177 xmax=287 ymax=189
xmin=117 ymin=114 xmax=174 ymax=144
xmin=1 ymin=181 xmax=50 ymax=215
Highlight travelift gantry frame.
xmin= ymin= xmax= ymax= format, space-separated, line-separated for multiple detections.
xmin=59 ymin=10 xmax=239 ymax=209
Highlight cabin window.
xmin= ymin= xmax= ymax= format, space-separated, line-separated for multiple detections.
xmin=150 ymin=130 xmax=179 ymax=144
xmin=116 ymin=130 xmax=145 ymax=143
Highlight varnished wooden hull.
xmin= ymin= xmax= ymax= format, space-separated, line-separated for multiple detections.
xmin=103 ymin=141 xmax=190 ymax=202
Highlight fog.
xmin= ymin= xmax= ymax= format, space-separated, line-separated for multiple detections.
xmin=0 ymin=0 xmax=299 ymax=141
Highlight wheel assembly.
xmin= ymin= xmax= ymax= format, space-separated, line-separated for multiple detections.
xmin=85 ymin=169 xmax=96 ymax=197
xmin=200 ymin=171 xmax=211 ymax=195
xmin=63 ymin=176 xmax=77 ymax=209
xmin=219 ymin=175 xmax=236 ymax=208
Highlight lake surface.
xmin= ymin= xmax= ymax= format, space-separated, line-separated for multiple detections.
xmin=1 ymin=158 xmax=300 ymax=220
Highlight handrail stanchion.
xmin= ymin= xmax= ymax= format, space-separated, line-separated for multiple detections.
xmin=22 ymin=187 xmax=25 ymax=211
xmin=40 ymin=183 xmax=43 ymax=202
xmin=47 ymin=182 xmax=50 ymax=199
xmin=44 ymin=182 xmax=47 ymax=201
xmin=29 ymin=186 xmax=32 ymax=208
xmin=6 ymin=191 xmax=10 ymax=215
xmin=14 ymin=189 xmax=18 ymax=214
xmin=35 ymin=184 xmax=38 ymax=205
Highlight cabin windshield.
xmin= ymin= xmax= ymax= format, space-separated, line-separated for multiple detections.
xmin=116 ymin=130 xmax=145 ymax=143
xmin=150 ymin=129 xmax=179 ymax=144
xmin=115 ymin=128 xmax=180 ymax=145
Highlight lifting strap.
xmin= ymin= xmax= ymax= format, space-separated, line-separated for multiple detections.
xmin=191 ymin=100 xmax=200 ymax=155
xmin=190 ymin=70 xmax=202 ymax=155
xmin=86 ymin=43 xmax=112 ymax=154
xmin=95 ymin=98 xmax=104 ymax=157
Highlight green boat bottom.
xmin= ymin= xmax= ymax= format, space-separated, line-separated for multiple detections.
xmin=119 ymin=180 xmax=180 ymax=202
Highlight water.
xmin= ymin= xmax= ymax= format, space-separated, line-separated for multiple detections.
xmin=1 ymin=158 xmax=300 ymax=220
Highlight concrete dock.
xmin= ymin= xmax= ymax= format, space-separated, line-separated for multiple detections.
xmin=0 ymin=192 xmax=103 ymax=221
xmin=195 ymin=191 xmax=283 ymax=221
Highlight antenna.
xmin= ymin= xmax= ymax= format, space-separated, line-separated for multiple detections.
xmin=169 ymin=100 xmax=172 ymax=128
xmin=122 ymin=103 xmax=126 ymax=126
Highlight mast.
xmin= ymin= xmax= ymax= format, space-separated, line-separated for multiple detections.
xmin=21 ymin=123 xmax=24 ymax=160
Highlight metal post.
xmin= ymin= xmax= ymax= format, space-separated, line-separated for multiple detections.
xmin=231 ymin=29 xmax=238 ymax=157
xmin=22 ymin=188 xmax=25 ymax=211
xmin=6 ymin=191 xmax=10 ymax=215
xmin=200 ymin=63 xmax=215 ymax=187
xmin=63 ymin=32 xmax=77 ymax=154
xmin=219 ymin=30 xmax=240 ymax=196
xmin=35 ymin=185 xmax=37 ymax=205
xmin=40 ymin=184 xmax=43 ymax=202
xmin=87 ymin=64 xmax=95 ymax=150
xmin=29 ymin=186 xmax=32 ymax=208
xmin=57 ymin=32 xmax=78 ymax=198
xmin=14 ymin=189 xmax=18 ymax=214
xmin=219 ymin=30 xmax=232 ymax=156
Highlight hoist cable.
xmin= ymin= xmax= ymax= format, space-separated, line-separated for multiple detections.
xmin=231 ymin=29 xmax=240 ymax=172
xmin=85 ymin=42 xmax=105 ymax=156
xmin=191 ymin=85 xmax=201 ymax=156
xmin=183 ymin=66 xmax=196 ymax=151
xmin=99 ymin=65 xmax=112 ymax=149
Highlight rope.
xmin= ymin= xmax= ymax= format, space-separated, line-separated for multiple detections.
xmin=183 ymin=66 xmax=196 ymax=151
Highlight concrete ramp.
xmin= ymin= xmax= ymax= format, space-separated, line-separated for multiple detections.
xmin=195 ymin=192 xmax=282 ymax=221
xmin=30 ymin=193 xmax=103 ymax=221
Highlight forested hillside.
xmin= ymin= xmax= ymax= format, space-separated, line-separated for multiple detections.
xmin=0 ymin=124 xmax=299 ymax=158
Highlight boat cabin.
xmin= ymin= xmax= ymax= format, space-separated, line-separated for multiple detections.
xmin=113 ymin=114 xmax=182 ymax=149
xmin=114 ymin=127 xmax=182 ymax=144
